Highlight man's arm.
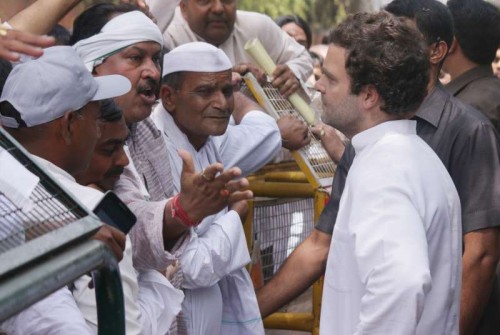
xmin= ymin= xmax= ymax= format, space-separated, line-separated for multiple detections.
xmin=460 ymin=228 xmax=500 ymax=335
xmin=7 ymin=0 xmax=81 ymax=34
xmin=257 ymin=229 xmax=331 ymax=317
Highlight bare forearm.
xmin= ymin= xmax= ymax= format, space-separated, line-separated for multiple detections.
xmin=257 ymin=229 xmax=330 ymax=317
xmin=460 ymin=228 xmax=500 ymax=335
xmin=460 ymin=253 xmax=497 ymax=335
xmin=8 ymin=0 xmax=82 ymax=34
xmin=232 ymin=92 xmax=262 ymax=124
xmin=162 ymin=199 xmax=190 ymax=250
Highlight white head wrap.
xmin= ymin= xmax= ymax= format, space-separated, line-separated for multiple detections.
xmin=73 ymin=11 xmax=163 ymax=71
xmin=162 ymin=42 xmax=232 ymax=77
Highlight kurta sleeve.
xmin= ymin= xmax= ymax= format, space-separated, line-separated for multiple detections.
xmin=1 ymin=288 xmax=94 ymax=335
xmin=257 ymin=14 xmax=313 ymax=82
xmin=347 ymin=167 xmax=431 ymax=334
xmin=136 ymin=270 xmax=184 ymax=335
xmin=114 ymin=164 xmax=189 ymax=271
xmin=216 ymin=111 xmax=281 ymax=176
xmin=180 ymin=210 xmax=250 ymax=289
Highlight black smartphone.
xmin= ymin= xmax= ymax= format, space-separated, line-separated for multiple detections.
xmin=93 ymin=191 xmax=136 ymax=234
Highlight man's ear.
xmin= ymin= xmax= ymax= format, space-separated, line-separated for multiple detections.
xmin=430 ymin=41 xmax=448 ymax=66
xmin=160 ymin=84 xmax=177 ymax=114
xmin=180 ymin=0 xmax=188 ymax=19
xmin=359 ymin=84 xmax=379 ymax=110
xmin=59 ymin=111 xmax=77 ymax=145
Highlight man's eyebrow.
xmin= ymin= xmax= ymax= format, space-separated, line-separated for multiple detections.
xmin=322 ymin=67 xmax=336 ymax=80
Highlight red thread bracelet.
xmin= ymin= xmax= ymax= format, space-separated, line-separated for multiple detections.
xmin=171 ymin=194 xmax=199 ymax=228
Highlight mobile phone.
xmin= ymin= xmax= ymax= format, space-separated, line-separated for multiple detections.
xmin=93 ymin=191 xmax=136 ymax=234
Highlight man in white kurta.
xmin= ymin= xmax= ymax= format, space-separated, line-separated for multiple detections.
xmin=0 ymin=46 xmax=130 ymax=334
xmin=147 ymin=0 xmax=313 ymax=96
xmin=152 ymin=42 xmax=281 ymax=334
xmin=315 ymin=12 xmax=462 ymax=334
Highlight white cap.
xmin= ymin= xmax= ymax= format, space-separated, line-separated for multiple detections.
xmin=0 ymin=46 xmax=131 ymax=128
xmin=162 ymin=42 xmax=232 ymax=77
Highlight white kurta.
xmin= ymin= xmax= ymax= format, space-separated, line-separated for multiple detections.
xmin=3 ymin=156 xmax=182 ymax=335
xmin=320 ymin=120 xmax=462 ymax=335
xmin=151 ymin=3 xmax=313 ymax=82
xmin=151 ymin=104 xmax=280 ymax=335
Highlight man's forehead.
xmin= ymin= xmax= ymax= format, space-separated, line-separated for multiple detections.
xmin=119 ymin=41 xmax=162 ymax=54
xmin=183 ymin=70 xmax=232 ymax=83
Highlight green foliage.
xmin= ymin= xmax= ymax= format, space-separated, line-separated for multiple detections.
xmin=238 ymin=0 xmax=346 ymax=32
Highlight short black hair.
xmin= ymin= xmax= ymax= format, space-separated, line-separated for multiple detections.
xmin=48 ymin=24 xmax=71 ymax=46
xmin=275 ymin=15 xmax=312 ymax=49
xmin=161 ymin=72 xmax=184 ymax=90
xmin=447 ymin=0 xmax=500 ymax=65
xmin=385 ymin=0 xmax=454 ymax=49
xmin=330 ymin=11 xmax=430 ymax=116
xmin=70 ymin=3 xmax=138 ymax=45
xmin=99 ymin=99 xmax=123 ymax=122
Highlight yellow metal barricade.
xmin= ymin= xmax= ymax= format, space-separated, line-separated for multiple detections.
xmin=244 ymin=169 xmax=329 ymax=335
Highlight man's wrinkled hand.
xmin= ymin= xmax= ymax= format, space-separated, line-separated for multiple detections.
xmin=271 ymin=64 xmax=300 ymax=98
xmin=177 ymin=149 xmax=253 ymax=224
xmin=278 ymin=115 xmax=310 ymax=151
xmin=233 ymin=62 xmax=266 ymax=85
xmin=92 ymin=224 xmax=126 ymax=261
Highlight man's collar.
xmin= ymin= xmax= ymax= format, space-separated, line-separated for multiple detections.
xmin=445 ymin=65 xmax=494 ymax=95
xmin=414 ymin=84 xmax=449 ymax=128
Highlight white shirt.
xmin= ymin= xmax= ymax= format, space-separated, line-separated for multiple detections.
xmin=1 ymin=156 xmax=97 ymax=335
xmin=320 ymin=120 xmax=462 ymax=335
xmin=4 ymin=156 xmax=182 ymax=335
xmin=151 ymin=3 xmax=313 ymax=82
xmin=151 ymin=105 xmax=280 ymax=335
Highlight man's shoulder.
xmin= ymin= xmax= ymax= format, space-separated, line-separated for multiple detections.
xmin=234 ymin=10 xmax=276 ymax=29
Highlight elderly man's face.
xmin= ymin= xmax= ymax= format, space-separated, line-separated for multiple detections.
xmin=314 ymin=44 xmax=362 ymax=139
xmin=180 ymin=0 xmax=237 ymax=47
xmin=94 ymin=42 xmax=161 ymax=125
xmin=163 ymin=70 xmax=234 ymax=149
xmin=76 ymin=116 xmax=129 ymax=191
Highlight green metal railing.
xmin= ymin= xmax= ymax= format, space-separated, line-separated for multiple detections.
xmin=0 ymin=127 xmax=125 ymax=334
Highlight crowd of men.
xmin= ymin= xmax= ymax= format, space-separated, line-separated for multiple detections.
xmin=0 ymin=0 xmax=499 ymax=334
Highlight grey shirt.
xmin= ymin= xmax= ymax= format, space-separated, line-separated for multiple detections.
xmin=446 ymin=65 xmax=500 ymax=133
xmin=316 ymin=85 xmax=500 ymax=334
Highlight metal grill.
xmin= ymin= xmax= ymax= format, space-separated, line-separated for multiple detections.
xmin=253 ymin=197 xmax=314 ymax=282
xmin=242 ymin=74 xmax=336 ymax=188
xmin=0 ymin=134 xmax=88 ymax=254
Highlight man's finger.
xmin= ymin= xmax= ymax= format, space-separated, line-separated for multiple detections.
xmin=225 ymin=177 xmax=249 ymax=193
xmin=178 ymin=149 xmax=196 ymax=176
xmin=212 ymin=166 xmax=242 ymax=185
xmin=228 ymin=190 xmax=253 ymax=203
xmin=201 ymin=162 xmax=225 ymax=182
xmin=9 ymin=30 xmax=55 ymax=47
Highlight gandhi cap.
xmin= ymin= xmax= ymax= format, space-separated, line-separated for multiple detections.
xmin=162 ymin=42 xmax=232 ymax=77
xmin=0 ymin=46 xmax=131 ymax=128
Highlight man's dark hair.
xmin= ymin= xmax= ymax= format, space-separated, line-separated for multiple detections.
xmin=0 ymin=59 xmax=13 ymax=95
xmin=275 ymin=15 xmax=312 ymax=49
xmin=70 ymin=3 xmax=138 ymax=45
xmin=161 ymin=72 xmax=184 ymax=90
xmin=385 ymin=0 xmax=454 ymax=49
xmin=48 ymin=24 xmax=71 ymax=46
xmin=447 ymin=0 xmax=500 ymax=65
xmin=330 ymin=11 xmax=430 ymax=116
xmin=99 ymin=99 xmax=123 ymax=122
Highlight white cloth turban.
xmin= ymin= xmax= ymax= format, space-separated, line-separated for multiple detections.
xmin=73 ymin=11 xmax=163 ymax=71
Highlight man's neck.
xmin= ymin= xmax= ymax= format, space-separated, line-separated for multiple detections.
xmin=444 ymin=52 xmax=478 ymax=81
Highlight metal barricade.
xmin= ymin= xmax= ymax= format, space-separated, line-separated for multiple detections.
xmin=0 ymin=127 xmax=125 ymax=334
xmin=244 ymin=169 xmax=329 ymax=335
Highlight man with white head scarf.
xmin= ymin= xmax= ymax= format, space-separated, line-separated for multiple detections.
xmin=71 ymin=4 xmax=254 ymax=334
xmin=151 ymin=41 xmax=280 ymax=335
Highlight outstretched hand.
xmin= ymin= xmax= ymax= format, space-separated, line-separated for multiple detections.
xmin=177 ymin=149 xmax=253 ymax=224
xmin=0 ymin=27 xmax=55 ymax=62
